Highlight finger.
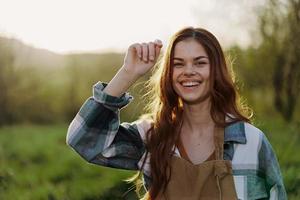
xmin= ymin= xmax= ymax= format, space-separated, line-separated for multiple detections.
xmin=155 ymin=45 xmax=161 ymax=60
xmin=148 ymin=42 xmax=155 ymax=62
xmin=129 ymin=43 xmax=142 ymax=59
xmin=134 ymin=44 xmax=142 ymax=59
xmin=154 ymin=39 xmax=163 ymax=47
xmin=142 ymin=43 xmax=149 ymax=62
xmin=154 ymin=39 xmax=162 ymax=59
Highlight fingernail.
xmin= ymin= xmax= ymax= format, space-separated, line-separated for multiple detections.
xmin=150 ymin=56 xmax=154 ymax=60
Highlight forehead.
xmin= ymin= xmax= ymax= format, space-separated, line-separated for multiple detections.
xmin=173 ymin=38 xmax=208 ymax=59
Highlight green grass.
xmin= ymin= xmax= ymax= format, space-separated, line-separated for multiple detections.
xmin=0 ymin=124 xmax=138 ymax=200
xmin=0 ymin=118 xmax=299 ymax=199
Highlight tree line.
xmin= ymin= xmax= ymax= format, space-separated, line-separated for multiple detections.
xmin=0 ymin=0 xmax=299 ymax=126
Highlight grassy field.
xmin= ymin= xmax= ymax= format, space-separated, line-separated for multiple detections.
xmin=0 ymin=118 xmax=299 ymax=199
xmin=0 ymin=124 xmax=138 ymax=200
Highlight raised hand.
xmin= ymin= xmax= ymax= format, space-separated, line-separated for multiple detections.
xmin=103 ymin=39 xmax=163 ymax=98
xmin=122 ymin=39 xmax=163 ymax=78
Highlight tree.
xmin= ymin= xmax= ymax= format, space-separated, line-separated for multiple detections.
xmin=258 ymin=0 xmax=300 ymax=121
xmin=0 ymin=39 xmax=15 ymax=125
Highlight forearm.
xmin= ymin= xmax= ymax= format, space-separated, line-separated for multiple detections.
xmin=67 ymin=81 xmax=134 ymax=162
xmin=66 ymin=82 xmax=145 ymax=169
xmin=103 ymin=66 xmax=139 ymax=98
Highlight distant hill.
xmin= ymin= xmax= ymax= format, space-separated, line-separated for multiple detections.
xmin=0 ymin=36 xmax=65 ymax=69
xmin=0 ymin=36 xmax=126 ymax=124
xmin=0 ymin=36 xmax=124 ymax=70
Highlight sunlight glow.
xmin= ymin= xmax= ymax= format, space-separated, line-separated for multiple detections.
xmin=0 ymin=0 xmax=259 ymax=53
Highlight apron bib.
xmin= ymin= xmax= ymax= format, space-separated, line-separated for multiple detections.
xmin=157 ymin=126 xmax=238 ymax=200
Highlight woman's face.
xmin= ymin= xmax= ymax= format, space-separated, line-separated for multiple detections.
xmin=172 ymin=38 xmax=211 ymax=104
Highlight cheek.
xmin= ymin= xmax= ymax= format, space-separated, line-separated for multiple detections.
xmin=206 ymin=65 xmax=211 ymax=76
xmin=171 ymin=71 xmax=181 ymax=93
xmin=206 ymin=68 xmax=210 ymax=78
xmin=200 ymin=66 xmax=210 ymax=79
xmin=172 ymin=69 xmax=180 ymax=83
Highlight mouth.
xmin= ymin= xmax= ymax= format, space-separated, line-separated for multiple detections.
xmin=180 ymin=81 xmax=202 ymax=88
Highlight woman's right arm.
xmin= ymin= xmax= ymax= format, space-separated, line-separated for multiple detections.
xmin=66 ymin=40 xmax=162 ymax=171
xmin=103 ymin=40 xmax=163 ymax=97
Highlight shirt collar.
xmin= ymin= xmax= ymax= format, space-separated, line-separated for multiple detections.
xmin=224 ymin=121 xmax=247 ymax=144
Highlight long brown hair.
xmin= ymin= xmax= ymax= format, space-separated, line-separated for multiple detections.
xmin=135 ymin=27 xmax=251 ymax=199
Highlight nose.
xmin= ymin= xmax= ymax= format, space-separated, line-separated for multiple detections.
xmin=183 ymin=63 xmax=195 ymax=76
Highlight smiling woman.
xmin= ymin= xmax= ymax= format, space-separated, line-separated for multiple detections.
xmin=66 ymin=27 xmax=287 ymax=200
xmin=172 ymin=39 xmax=211 ymax=104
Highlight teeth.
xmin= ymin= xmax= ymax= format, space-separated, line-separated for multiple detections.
xmin=181 ymin=81 xmax=200 ymax=87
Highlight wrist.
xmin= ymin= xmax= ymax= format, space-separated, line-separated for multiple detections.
xmin=120 ymin=65 xmax=140 ymax=81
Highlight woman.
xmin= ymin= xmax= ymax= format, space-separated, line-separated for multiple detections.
xmin=66 ymin=27 xmax=287 ymax=200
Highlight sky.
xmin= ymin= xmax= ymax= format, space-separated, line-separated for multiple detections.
xmin=0 ymin=0 xmax=263 ymax=54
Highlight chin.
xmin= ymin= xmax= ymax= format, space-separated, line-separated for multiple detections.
xmin=182 ymin=99 xmax=204 ymax=105
xmin=180 ymin=93 xmax=210 ymax=105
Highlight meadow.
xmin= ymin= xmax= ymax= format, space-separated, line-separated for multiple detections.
xmin=0 ymin=124 xmax=138 ymax=200
xmin=0 ymin=116 xmax=299 ymax=199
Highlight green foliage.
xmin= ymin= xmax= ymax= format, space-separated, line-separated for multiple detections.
xmin=223 ymin=0 xmax=300 ymax=123
xmin=0 ymin=124 xmax=138 ymax=200
xmin=257 ymin=0 xmax=300 ymax=121
xmin=0 ymin=38 xmax=16 ymax=125
xmin=0 ymin=37 xmax=129 ymax=125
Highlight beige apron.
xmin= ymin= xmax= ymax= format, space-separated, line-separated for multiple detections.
xmin=157 ymin=126 xmax=238 ymax=200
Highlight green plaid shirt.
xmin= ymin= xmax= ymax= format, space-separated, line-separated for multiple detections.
xmin=66 ymin=81 xmax=287 ymax=200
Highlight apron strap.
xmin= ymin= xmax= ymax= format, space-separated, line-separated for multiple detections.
xmin=214 ymin=125 xmax=225 ymax=160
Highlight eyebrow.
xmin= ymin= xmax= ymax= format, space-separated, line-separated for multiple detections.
xmin=173 ymin=56 xmax=208 ymax=61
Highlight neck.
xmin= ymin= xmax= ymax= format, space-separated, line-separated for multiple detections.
xmin=181 ymin=98 xmax=214 ymax=135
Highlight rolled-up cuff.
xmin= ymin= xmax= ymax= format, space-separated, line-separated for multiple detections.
xmin=92 ymin=81 xmax=133 ymax=109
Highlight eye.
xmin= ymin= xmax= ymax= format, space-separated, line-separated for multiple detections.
xmin=196 ymin=62 xmax=207 ymax=66
xmin=173 ymin=63 xmax=183 ymax=67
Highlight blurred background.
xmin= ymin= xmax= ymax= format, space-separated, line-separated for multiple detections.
xmin=0 ymin=0 xmax=299 ymax=199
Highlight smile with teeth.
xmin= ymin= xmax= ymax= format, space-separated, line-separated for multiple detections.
xmin=181 ymin=81 xmax=201 ymax=87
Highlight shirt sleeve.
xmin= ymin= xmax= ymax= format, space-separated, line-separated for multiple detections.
xmin=258 ymin=133 xmax=288 ymax=200
xmin=66 ymin=81 xmax=147 ymax=170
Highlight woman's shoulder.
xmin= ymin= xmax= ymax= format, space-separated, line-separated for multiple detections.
xmin=232 ymin=121 xmax=272 ymax=157
xmin=226 ymin=118 xmax=267 ymax=143
xmin=243 ymin=122 xmax=270 ymax=145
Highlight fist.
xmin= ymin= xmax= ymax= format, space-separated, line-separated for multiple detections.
xmin=122 ymin=39 xmax=163 ymax=77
